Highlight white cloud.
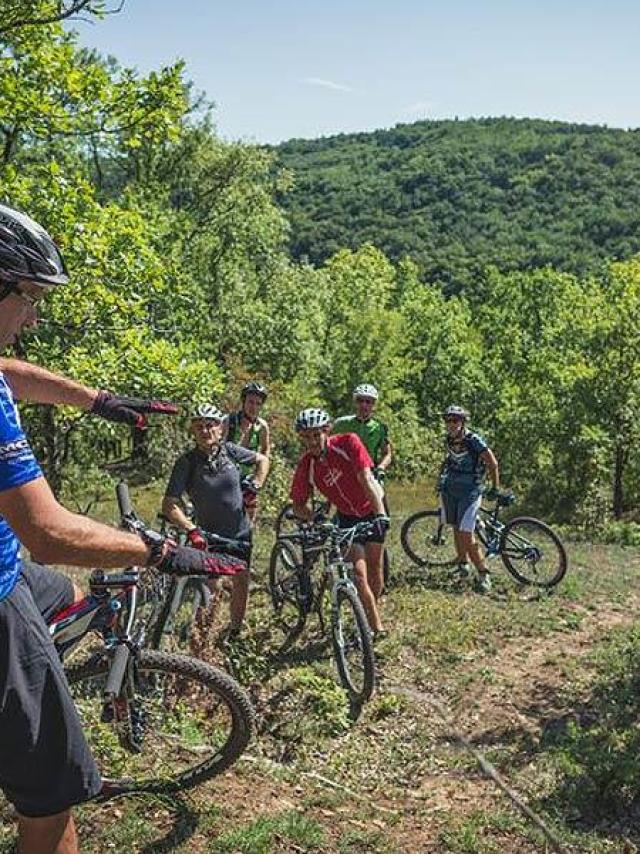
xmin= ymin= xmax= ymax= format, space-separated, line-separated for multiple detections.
xmin=302 ymin=77 xmax=354 ymax=93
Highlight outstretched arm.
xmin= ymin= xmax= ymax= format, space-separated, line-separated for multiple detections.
xmin=0 ymin=357 xmax=178 ymax=427
xmin=0 ymin=358 xmax=97 ymax=408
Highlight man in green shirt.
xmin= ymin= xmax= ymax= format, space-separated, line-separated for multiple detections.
xmin=332 ymin=384 xmax=392 ymax=481
xmin=332 ymin=383 xmax=392 ymax=602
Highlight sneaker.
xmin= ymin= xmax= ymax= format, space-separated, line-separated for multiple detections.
xmin=451 ymin=562 xmax=471 ymax=580
xmin=476 ymin=571 xmax=492 ymax=595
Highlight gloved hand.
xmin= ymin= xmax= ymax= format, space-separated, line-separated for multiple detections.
xmin=241 ymin=477 xmax=260 ymax=495
xmin=372 ymin=513 xmax=390 ymax=539
xmin=312 ymin=509 xmax=328 ymax=524
xmin=484 ymin=486 xmax=500 ymax=501
xmin=150 ymin=540 xmax=245 ymax=578
xmin=373 ymin=466 xmax=386 ymax=484
xmin=187 ymin=528 xmax=207 ymax=550
xmin=91 ymin=391 xmax=178 ymax=429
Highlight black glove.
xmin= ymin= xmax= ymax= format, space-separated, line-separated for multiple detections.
xmin=149 ymin=540 xmax=246 ymax=578
xmin=372 ymin=513 xmax=390 ymax=538
xmin=240 ymin=476 xmax=260 ymax=495
xmin=484 ymin=486 xmax=500 ymax=501
xmin=91 ymin=391 xmax=179 ymax=429
xmin=373 ymin=466 xmax=386 ymax=484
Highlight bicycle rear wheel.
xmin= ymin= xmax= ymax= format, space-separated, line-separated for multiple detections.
xmin=332 ymin=585 xmax=376 ymax=705
xmin=268 ymin=540 xmax=309 ymax=636
xmin=400 ymin=509 xmax=457 ymax=568
xmin=66 ymin=649 xmax=254 ymax=796
xmin=500 ymin=516 xmax=568 ymax=588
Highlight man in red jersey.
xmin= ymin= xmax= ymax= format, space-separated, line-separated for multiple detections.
xmin=290 ymin=408 xmax=389 ymax=637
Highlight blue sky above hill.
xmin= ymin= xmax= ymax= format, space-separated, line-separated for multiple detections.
xmin=72 ymin=0 xmax=640 ymax=143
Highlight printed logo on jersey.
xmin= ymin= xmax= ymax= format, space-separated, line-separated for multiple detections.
xmin=0 ymin=437 xmax=31 ymax=462
xmin=322 ymin=467 xmax=343 ymax=488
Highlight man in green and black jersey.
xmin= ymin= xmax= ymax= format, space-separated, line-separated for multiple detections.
xmin=332 ymin=383 xmax=392 ymax=601
xmin=222 ymin=381 xmax=270 ymax=524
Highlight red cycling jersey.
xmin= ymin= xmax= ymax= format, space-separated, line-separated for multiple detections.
xmin=290 ymin=433 xmax=374 ymax=517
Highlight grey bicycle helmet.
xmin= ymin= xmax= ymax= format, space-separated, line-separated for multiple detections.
xmin=191 ymin=403 xmax=224 ymax=421
xmin=241 ymin=381 xmax=268 ymax=401
xmin=353 ymin=383 xmax=379 ymax=400
xmin=0 ymin=203 xmax=69 ymax=289
xmin=443 ymin=405 xmax=469 ymax=421
xmin=295 ymin=408 xmax=331 ymax=432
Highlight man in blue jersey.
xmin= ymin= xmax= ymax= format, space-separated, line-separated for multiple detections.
xmin=439 ymin=406 xmax=500 ymax=594
xmin=0 ymin=204 xmax=234 ymax=853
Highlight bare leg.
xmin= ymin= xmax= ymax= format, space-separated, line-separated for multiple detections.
xmin=18 ymin=810 xmax=78 ymax=854
xmin=347 ymin=544 xmax=383 ymax=632
xmin=457 ymin=530 xmax=487 ymax=573
xmin=364 ymin=541 xmax=384 ymax=601
xmin=453 ymin=527 xmax=469 ymax=564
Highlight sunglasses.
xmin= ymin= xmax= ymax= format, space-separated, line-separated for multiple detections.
xmin=445 ymin=417 xmax=462 ymax=424
xmin=355 ymin=397 xmax=375 ymax=404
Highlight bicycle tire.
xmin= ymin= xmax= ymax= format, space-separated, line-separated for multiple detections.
xmin=332 ymin=585 xmax=376 ymax=705
xmin=400 ymin=509 xmax=458 ymax=568
xmin=274 ymin=503 xmax=298 ymax=540
xmin=66 ymin=649 xmax=254 ymax=796
xmin=268 ymin=540 xmax=309 ymax=636
xmin=499 ymin=516 xmax=568 ymax=588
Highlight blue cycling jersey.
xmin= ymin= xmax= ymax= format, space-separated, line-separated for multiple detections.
xmin=441 ymin=430 xmax=488 ymax=497
xmin=0 ymin=371 xmax=42 ymax=600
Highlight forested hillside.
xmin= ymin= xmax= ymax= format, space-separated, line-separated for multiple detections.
xmin=275 ymin=118 xmax=640 ymax=291
xmin=1 ymin=4 xmax=639 ymax=532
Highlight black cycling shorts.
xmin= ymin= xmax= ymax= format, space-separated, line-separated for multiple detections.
xmin=0 ymin=562 xmax=102 ymax=817
xmin=335 ymin=512 xmax=386 ymax=545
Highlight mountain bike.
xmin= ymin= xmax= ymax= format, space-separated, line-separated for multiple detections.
xmin=400 ymin=491 xmax=567 ymax=588
xmin=268 ymin=519 xmax=377 ymax=705
xmin=276 ymin=501 xmax=392 ymax=590
xmin=148 ymin=517 xmax=250 ymax=651
xmin=48 ymin=481 xmax=255 ymax=798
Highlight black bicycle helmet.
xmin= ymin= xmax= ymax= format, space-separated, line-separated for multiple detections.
xmin=443 ymin=405 xmax=469 ymax=421
xmin=241 ymin=381 xmax=268 ymax=401
xmin=0 ymin=203 xmax=69 ymax=288
xmin=295 ymin=408 xmax=331 ymax=432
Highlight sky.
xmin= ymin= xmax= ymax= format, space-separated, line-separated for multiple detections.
xmin=71 ymin=0 xmax=640 ymax=144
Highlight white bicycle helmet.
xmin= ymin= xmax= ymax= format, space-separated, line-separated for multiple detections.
xmin=295 ymin=408 xmax=331 ymax=432
xmin=191 ymin=403 xmax=224 ymax=422
xmin=353 ymin=383 xmax=379 ymax=400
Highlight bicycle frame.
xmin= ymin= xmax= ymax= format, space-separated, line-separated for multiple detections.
xmin=48 ymin=568 xmax=145 ymax=711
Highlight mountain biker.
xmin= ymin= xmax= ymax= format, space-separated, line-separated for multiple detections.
xmin=0 ymin=203 xmax=237 ymax=854
xmin=290 ymin=408 xmax=388 ymax=637
xmin=332 ymin=384 xmax=392 ymax=485
xmin=439 ymin=405 xmax=500 ymax=594
xmin=222 ymin=381 xmax=270 ymax=525
xmin=162 ymin=403 xmax=270 ymax=635
xmin=332 ymin=383 xmax=392 ymax=592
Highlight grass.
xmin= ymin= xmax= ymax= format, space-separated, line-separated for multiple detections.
xmin=3 ymin=481 xmax=640 ymax=851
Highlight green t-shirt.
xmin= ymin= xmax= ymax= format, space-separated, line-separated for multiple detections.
xmin=331 ymin=415 xmax=389 ymax=465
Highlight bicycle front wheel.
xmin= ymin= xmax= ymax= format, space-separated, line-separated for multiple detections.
xmin=400 ymin=509 xmax=457 ymax=568
xmin=66 ymin=649 xmax=254 ymax=796
xmin=500 ymin=516 xmax=568 ymax=588
xmin=332 ymin=585 xmax=376 ymax=705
